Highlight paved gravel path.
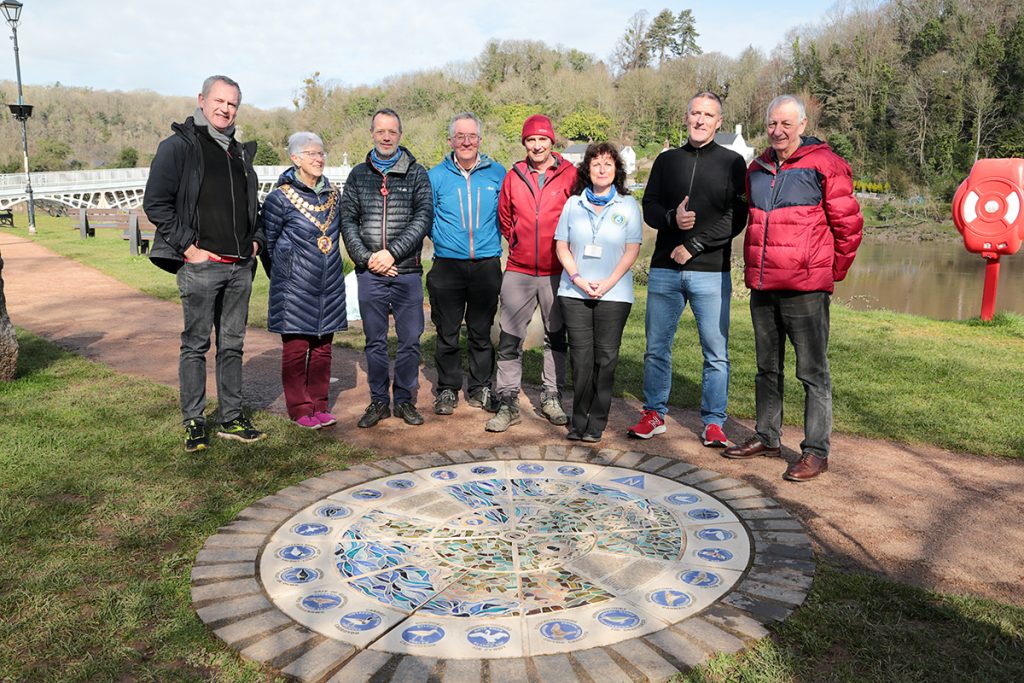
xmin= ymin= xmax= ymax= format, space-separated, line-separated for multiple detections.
xmin=4 ymin=232 xmax=1022 ymax=606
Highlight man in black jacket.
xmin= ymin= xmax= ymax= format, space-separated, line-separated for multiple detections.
xmin=144 ymin=75 xmax=266 ymax=453
xmin=340 ymin=108 xmax=433 ymax=428
xmin=626 ymin=91 xmax=748 ymax=447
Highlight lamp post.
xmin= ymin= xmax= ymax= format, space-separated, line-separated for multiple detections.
xmin=2 ymin=0 xmax=36 ymax=235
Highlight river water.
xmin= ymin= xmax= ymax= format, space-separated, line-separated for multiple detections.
xmin=833 ymin=238 xmax=1024 ymax=320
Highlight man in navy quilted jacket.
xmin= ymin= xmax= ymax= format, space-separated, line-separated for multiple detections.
xmin=340 ymin=108 xmax=433 ymax=429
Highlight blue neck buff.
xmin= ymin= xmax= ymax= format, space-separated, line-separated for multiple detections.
xmin=586 ymin=185 xmax=616 ymax=206
xmin=370 ymin=147 xmax=402 ymax=174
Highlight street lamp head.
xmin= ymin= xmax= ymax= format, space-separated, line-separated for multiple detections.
xmin=8 ymin=103 xmax=31 ymax=120
xmin=0 ymin=0 xmax=22 ymax=26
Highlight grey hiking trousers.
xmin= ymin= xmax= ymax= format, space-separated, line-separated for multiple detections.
xmin=494 ymin=270 xmax=567 ymax=400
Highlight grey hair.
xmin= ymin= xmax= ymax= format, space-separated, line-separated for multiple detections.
xmin=687 ymin=91 xmax=723 ymax=117
xmin=287 ymin=131 xmax=325 ymax=158
xmin=370 ymin=108 xmax=402 ymax=133
xmin=766 ymin=94 xmax=806 ymax=123
xmin=201 ymin=75 xmax=242 ymax=105
xmin=448 ymin=112 xmax=482 ymax=139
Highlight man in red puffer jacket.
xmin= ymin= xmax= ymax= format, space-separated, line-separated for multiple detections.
xmin=487 ymin=114 xmax=578 ymax=432
xmin=723 ymin=94 xmax=863 ymax=482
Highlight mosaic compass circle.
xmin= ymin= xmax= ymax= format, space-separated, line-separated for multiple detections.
xmin=257 ymin=458 xmax=755 ymax=659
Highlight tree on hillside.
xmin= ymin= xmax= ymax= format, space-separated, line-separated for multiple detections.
xmin=611 ymin=11 xmax=651 ymax=74
xmin=647 ymin=10 xmax=679 ymax=65
xmin=115 ymin=146 xmax=139 ymax=168
xmin=675 ymin=9 xmax=702 ymax=57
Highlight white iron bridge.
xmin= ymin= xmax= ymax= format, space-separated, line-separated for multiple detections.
xmin=0 ymin=166 xmax=352 ymax=213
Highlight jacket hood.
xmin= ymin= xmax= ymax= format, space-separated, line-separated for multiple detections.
xmin=757 ymin=136 xmax=829 ymax=168
xmin=363 ymin=145 xmax=417 ymax=175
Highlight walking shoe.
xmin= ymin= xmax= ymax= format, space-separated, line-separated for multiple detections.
xmin=581 ymin=432 xmax=602 ymax=443
xmin=395 ymin=402 xmax=425 ymax=426
xmin=485 ymin=400 xmax=521 ymax=432
xmin=627 ymin=409 xmax=666 ymax=439
xmin=184 ymin=419 xmax=208 ymax=452
xmin=540 ymin=393 xmax=568 ymax=426
xmin=784 ymin=453 xmax=828 ymax=482
xmin=358 ymin=401 xmax=391 ymax=428
xmin=566 ymin=429 xmax=583 ymax=441
xmin=434 ymin=389 xmax=458 ymax=415
xmin=295 ymin=415 xmax=322 ymax=429
xmin=314 ymin=411 xmax=337 ymax=427
xmin=467 ymin=387 xmax=500 ymax=413
xmin=722 ymin=437 xmax=781 ymax=459
xmin=701 ymin=423 xmax=729 ymax=448
xmin=217 ymin=416 xmax=265 ymax=443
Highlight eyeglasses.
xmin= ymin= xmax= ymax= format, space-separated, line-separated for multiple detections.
xmin=300 ymin=150 xmax=327 ymax=159
xmin=452 ymin=134 xmax=480 ymax=143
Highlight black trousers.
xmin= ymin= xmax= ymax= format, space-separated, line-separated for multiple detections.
xmin=426 ymin=256 xmax=502 ymax=394
xmin=560 ymin=296 xmax=632 ymax=436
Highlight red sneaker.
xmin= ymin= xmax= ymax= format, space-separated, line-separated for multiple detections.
xmin=627 ymin=409 xmax=666 ymax=439
xmin=701 ymin=423 xmax=728 ymax=448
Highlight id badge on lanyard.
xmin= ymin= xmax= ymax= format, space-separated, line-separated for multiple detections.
xmin=584 ymin=203 xmax=605 ymax=259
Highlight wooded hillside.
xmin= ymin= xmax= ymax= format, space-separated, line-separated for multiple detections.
xmin=1 ymin=0 xmax=1020 ymax=200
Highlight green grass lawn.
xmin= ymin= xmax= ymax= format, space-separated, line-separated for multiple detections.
xmin=20 ymin=214 xmax=1023 ymax=458
xmin=1 ymin=331 xmax=1022 ymax=682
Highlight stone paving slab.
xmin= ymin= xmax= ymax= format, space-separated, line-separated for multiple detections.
xmin=571 ymin=648 xmax=634 ymax=683
xmin=280 ymin=639 xmax=357 ymax=682
xmin=189 ymin=447 xmax=813 ymax=681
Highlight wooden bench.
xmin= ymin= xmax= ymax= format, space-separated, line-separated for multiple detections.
xmin=126 ymin=211 xmax=156 ymax=256
xmin=78 ymin=208 xmax=156 ymax=256
xmin=0 ymin=209 xmax=13 ymax=228
xmin=79 ymin=208 xmax=130 ymax=239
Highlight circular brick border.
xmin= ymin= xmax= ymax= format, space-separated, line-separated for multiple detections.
xmin=191 ymin=445 xmax=815 ymax=682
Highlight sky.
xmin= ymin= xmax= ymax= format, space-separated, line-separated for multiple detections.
xmin=3 ymin=1 xmax=844 ymax=110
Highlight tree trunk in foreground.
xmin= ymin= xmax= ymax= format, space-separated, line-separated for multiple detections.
xmin=0 ymin=250 xmax=18 ymax=381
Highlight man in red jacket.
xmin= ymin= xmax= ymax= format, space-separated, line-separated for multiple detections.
xmin=486 ymin=114 xmax=577 ymax=432
xmin=723 ymin=95 xmax=863 ymax=482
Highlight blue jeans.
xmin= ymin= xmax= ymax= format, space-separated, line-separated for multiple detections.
xmin=176 ymin=259 xmax=254 ymax=425
xmin=642 ymin=268 xmax=731 ymax=426
xmin=357 ymin=270 xmax=424 ymax=406
xmin=749 ymin=290 xmax=832 ymax=458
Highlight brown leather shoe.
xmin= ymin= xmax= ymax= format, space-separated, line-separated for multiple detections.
xmin=784 ymin=453 xmax=828 ymax=481
xmin=722 ymin=437 xmax=781 ymax=460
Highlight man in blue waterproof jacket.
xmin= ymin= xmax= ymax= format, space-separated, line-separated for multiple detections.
xmin=426 ymin=112 xmax=507 ymax=416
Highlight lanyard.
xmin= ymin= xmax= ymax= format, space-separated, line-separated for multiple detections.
xmin=583 ymin=198 xmax=612 ymax=244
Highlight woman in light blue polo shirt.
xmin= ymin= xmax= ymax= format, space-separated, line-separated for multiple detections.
xmin=554 ymin=142 xmax=642 ymax=442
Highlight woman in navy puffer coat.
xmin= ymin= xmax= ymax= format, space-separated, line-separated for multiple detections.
xmin=262 ymin=132 xmax=347 ymax=429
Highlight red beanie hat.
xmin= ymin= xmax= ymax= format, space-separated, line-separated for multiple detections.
xmin=521 ymin=114 xmax=555 ymax=143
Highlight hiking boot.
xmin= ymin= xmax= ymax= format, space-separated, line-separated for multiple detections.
xmin=784 ymin=453 xmax=828 ymax=482
xmin=540 ymin=393 xmax=568 ymax=426
xmin=358 ymin=401 xmax=391 ymax=428
xmin=295 ymin=415 xmax=322 ymax=429
xmin=722 ymin=437 xmax=781 ymax=459
xmin=701 ymin=423 xmax=729 ymax=448
xmin=485 ymin=399 xmax=521 ymax=432
xmin=184 ymin=419 xmax=208 ymax=452
xmin=395 ymin=402 xmax=425 ymax=426
xmin=217 ymin=416 xmax=265 ymax=443
xmin=434 ymin=389 xmax=458 ymax=415
xmin=627 ymin=409 xmax=666 ymax=439
xmin=314 ymin=411 xmax=337 ymax=427
xmin=467 ymin=387 xmax=500 ymax=413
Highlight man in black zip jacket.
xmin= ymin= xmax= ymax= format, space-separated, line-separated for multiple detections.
xmin=144 ymin=75 xmax=266 ymax=452
xmin=340 ymin=108 xmax=433 ymax=429
xmin=627 ymin=91 xmax=748 ymax=447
